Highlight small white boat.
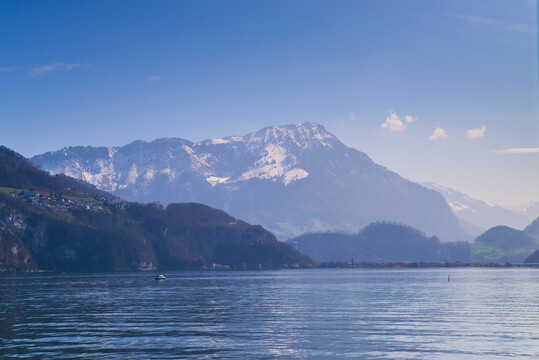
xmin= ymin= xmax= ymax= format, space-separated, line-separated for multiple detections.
xmin=154 ymin=274 xmax=166 ymax=280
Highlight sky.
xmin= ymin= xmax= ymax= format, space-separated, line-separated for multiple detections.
xmin=1 ymin=0 xmax=538 ymax=206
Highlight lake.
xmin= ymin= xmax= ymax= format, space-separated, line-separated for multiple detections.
xmin=1 ymin=268 xmax=538 ymax=359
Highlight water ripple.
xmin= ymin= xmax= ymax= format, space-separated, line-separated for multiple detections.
xmin=1 ymin=268 xmax=538 ymax=359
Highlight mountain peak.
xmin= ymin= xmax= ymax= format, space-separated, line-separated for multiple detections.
xmin=244 ymin=122 xmax=338 ymax=149
xmin=198 ymin=122 xmax=335 ymax=148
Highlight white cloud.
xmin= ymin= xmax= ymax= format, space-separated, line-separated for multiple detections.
xmin=466 ymin=125 xmax=486 ymax=139
xmin=428 ymin=127 xmax=448 ymax=141
xmin=381 ymin=111 xmax=417 ymax=132
xmin=494 ymin=148 xmax=539 ymax=154
xmin=148 ymin=75 xmax=163 ymax=83
xmin=404 ymin=115 xmax=417 ymax=123
xmin=30 ymin=63 xmax=81 ymax=76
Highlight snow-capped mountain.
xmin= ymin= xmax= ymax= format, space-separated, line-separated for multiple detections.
xmin=422 ymin=182 xmax=531 ymax=236
xmin=32 ymin=123 xmax=469 ymax=241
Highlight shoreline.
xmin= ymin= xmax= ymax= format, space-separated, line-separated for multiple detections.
xmin=2 ymin=261 xmax=539 ymax=274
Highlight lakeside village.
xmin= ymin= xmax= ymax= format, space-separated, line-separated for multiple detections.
xmin=1 ymin=187 xmax=124 ymax=213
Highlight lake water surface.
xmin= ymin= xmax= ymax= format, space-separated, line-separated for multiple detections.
xmin=1 ymin=268 xmax=538 ymax=359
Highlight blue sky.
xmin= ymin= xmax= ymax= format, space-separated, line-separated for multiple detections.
xmin=1 ymin=0 xmax=537 ymax=205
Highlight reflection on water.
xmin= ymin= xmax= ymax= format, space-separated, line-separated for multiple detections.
xmin=1 ymin=268 xmax=538 ymax=359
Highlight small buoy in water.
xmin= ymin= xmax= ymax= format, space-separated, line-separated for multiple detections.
xmin=448 ymin=274 xmax=450 ymax=282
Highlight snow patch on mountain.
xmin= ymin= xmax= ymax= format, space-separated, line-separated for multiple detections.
xmin=127 ymin=164 xmax=138 ymax=184
xmin=209 ymin=138 xmax=230 ymax=145
xmin=80 ymin=171 xmax=92 ymax=184
xmin=447 ymin=201 xmax=472 ymax=212
xmin=183 ymin=144 xmax=195 ymax=154
xmin=190 ymin=153 xmax=214 ymax=176
xmin=206 ymin=176 xmax=230 ymax=187
xmin=144 ymin=169 xmax=155 ymax=181
xmin=239 ymin=144 xmax=288 ymax=181
xmin=282 ymin=168 xmax=309 ymax=185
xmin=236 ymin=143 xmax=309 ymax=185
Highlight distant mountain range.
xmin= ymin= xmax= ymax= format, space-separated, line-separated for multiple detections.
xmin=289 ymin=217 xmax=539 ymax=264
xmin=288 ymin=222 xmax=470 ymax=263
xmin=32 ymin=123 xmax=469 ymax=241
xmin=0 ymin=146 xmax=312 ymax=272
xmin=422 ymin=182 xmax=532 ymax=235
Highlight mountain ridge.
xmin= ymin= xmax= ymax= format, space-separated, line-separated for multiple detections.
xmin=422 ymin=182 xmax=531 ymax=233
xmin=288 ymin=222 xmax=471 ymax=263
xmin=289 ymin=216 xmax=539 ymax=264
xmin=32 ymin=123 xmax=470 ymax=241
